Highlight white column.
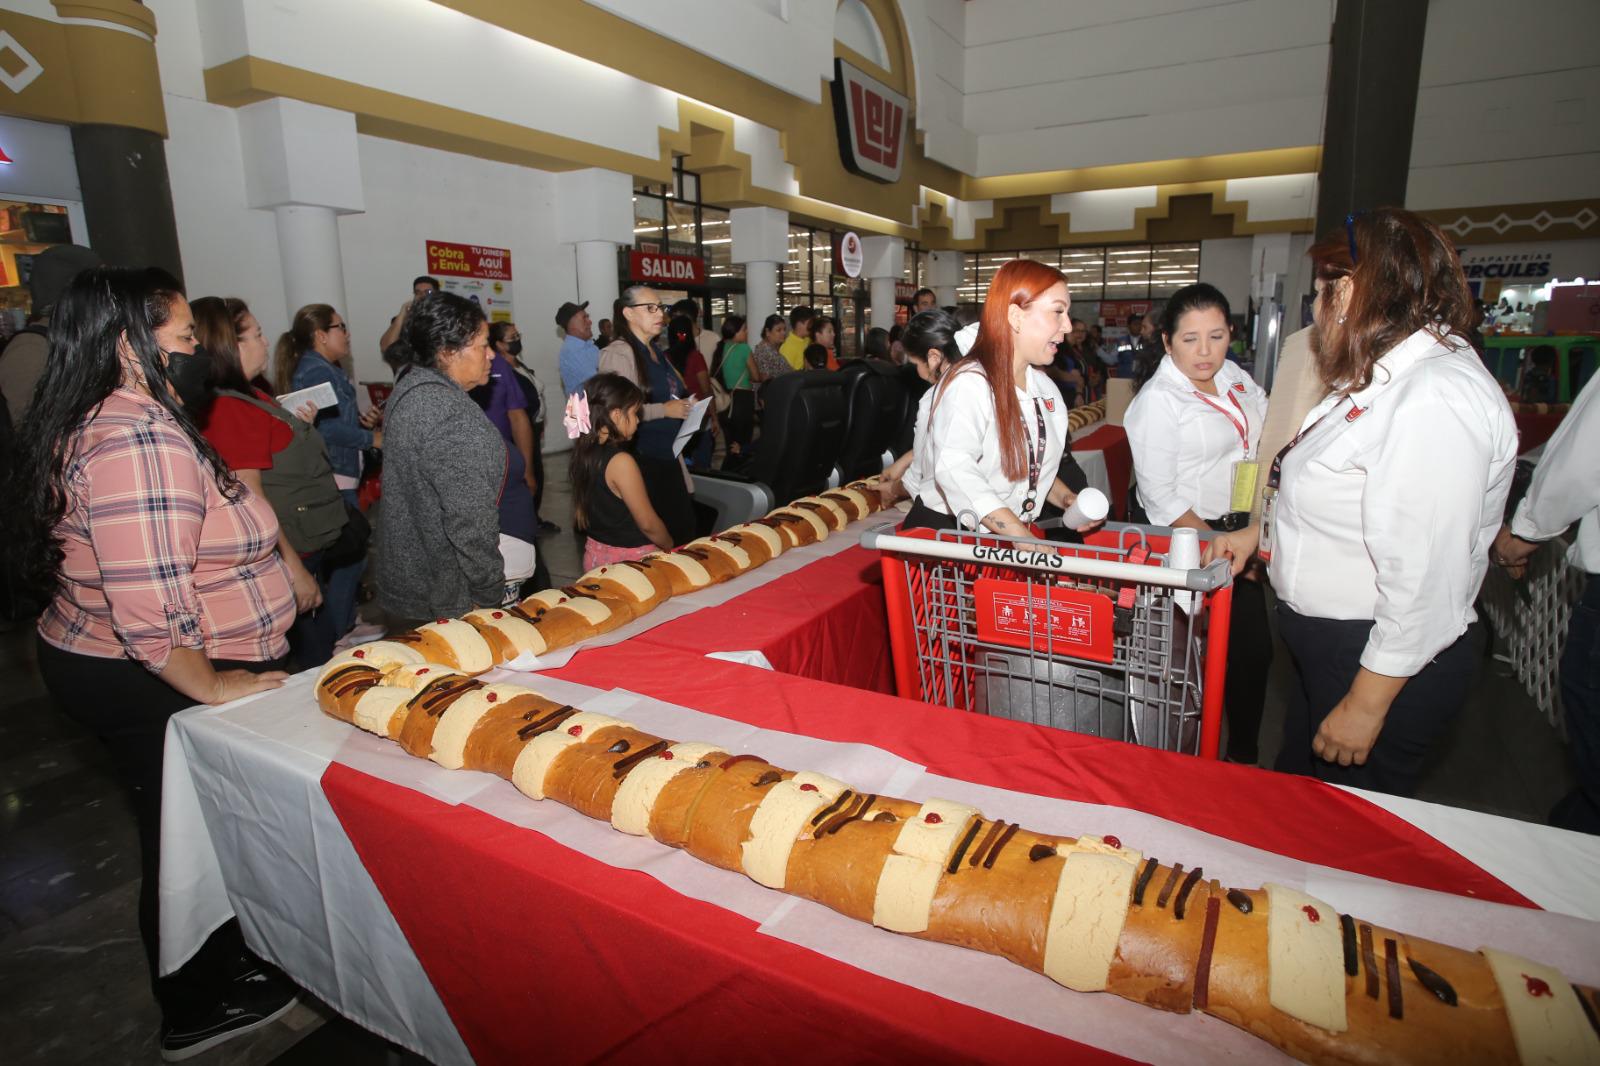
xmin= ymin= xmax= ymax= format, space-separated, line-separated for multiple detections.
xmin=236 ymin=99 xmax=364 ymax=329
xmin=926 ymin=249 xmax=963 ymax=307
xmin=861 ymin=236 xmax=906 ymax=330
xmin=574 ymin=240 xmax=620 ymax=325
xmin=273 ymin=205 xmax=347 ymax=319
xmin=731 ymin=206 xmax=789 ymax=332
xmin=743 ymin=260 xmax=779 ymax=328
xmin=554 ymin=168 xmax=634 ymax=326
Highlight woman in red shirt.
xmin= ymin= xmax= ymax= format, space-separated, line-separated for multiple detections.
xmin=194 ymin=297 xmax=354 ymax=668
xmin=9 ymin=268 xmax=298 ymax=1057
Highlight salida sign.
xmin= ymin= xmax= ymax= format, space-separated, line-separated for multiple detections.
xmin=426 ymin=241 xmax=512 ymax=280
xmin=831 ymin=58 xmax=907 ymax=183
xmin=629 ymin=251 xmax=706 ymax=286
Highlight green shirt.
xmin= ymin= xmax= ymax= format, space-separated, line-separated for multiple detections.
xmin=720 ymin=342 xmax=753 ymax=389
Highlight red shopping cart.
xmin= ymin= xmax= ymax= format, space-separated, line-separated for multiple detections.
xmin=863 ymin=521 xmax=1235 ymax=759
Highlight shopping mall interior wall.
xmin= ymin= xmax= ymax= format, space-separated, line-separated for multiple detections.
xmin=1197 ymin=236 xmax=1253 ymax=320
xmin=152 ymin=0 xmax=289 ymax=340
xmin=338 ymin=135 xmax=569 ymax=451
xmin=959 ymin=0 xmax=1333 ymax=176
xmin=1407 ymin=0 xmax=1600 ymax=211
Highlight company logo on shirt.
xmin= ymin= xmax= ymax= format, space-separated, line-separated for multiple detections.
xmin=1043 ymin=398 xmax=1055 ymax=413
xmin=831 ymin=58 xmax=907 ymax=183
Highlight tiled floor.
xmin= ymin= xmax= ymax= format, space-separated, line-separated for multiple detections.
xmin=0 ymin=449 xmax=1579 ymax=1062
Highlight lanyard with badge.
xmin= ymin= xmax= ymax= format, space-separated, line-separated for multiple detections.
xmin=1258 ymin=396 xmax=1362 ymax=564
xmin=1019 ymin=396 xmax=1048 ymax=518
xmin=1193 ymin=385 xmax=1259 ymax=512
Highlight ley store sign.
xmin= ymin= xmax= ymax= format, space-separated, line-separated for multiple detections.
xmin=831 ymin=57 xmax=907 ymax=184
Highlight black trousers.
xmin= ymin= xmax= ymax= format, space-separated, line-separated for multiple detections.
xmin=1274 ymin=605 xmax=1481 ymax=797
xmin=35 ymin=637 xmax=287 ymax=1025
xmin=1221 ymin=575 xmax=1273 ymax=763
xmin=902 ymin=497 xmax=959 ymax=532
xmin=532 ymin=424 xmax=547 ymax=517
xmin=1551 ymin=574 xmax=1600 ymax=834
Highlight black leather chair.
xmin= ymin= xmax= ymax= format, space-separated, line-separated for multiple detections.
xmin=691 ymin=370 xmax=847 ymax=530
xmin=834 ymin=360 xmax=911 ymax=481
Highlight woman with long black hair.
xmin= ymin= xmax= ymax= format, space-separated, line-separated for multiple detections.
xmin=710 ymin=314 xmax=755 ymax=458
xmin=7 ymin=267 xmax=299 ymax=1057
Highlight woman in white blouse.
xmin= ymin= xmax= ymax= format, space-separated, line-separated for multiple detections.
xmin=879 ymin=308 xmax=963 ymax=505
xmin=1126 ymin=283 xmax=1272 ymax=763
xmin=1210 ymin=208 xmax=1516 ymax=795
xmin=909 ymin=259 xmax=1096 ymax=537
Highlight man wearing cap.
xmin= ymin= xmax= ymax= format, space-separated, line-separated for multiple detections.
xmin=556 ymin=300 xmax=599 ymax=398
xmin=1 ymin=244 xmax=102 ymax=425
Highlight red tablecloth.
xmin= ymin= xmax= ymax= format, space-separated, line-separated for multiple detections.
xmin=631 ymin=544 xmax=894 ymax=694
xmin=1074 ymin=424 xmax=1132 ymax=519
xmin=322 ymin=642 xmax=1531 ymax=1066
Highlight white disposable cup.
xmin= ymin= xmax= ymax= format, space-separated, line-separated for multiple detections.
xmin=1062 ymin=487 xmax=1109 ymax=528
xmin=1166 ymin=526 xmax=1201 ymax=571
xmin=1167 ymin=526 xmax=1201 ymax=614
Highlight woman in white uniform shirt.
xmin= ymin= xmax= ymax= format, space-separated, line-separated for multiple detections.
xmin=1212 ymin=208 xmax=1516 ymax=796
xmin=907 ymin=259 xmax=1091 ymax=536
xmin=1126 ymin=283 xmax=1273 ymax=763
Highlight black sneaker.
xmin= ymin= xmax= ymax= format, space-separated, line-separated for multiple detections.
xmin=536 ymin=519 xmax=562 ymax=537
xmin=160 ymin=975 xmax=299 ymax=1061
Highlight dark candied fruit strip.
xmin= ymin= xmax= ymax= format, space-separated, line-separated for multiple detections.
xmin=606 ymin=739 xmax=631 ymax=754
xmin=1156 ymin=863 xmax=1185 ymax=909
xmin=1341 ymin=914 xmax=1359 ymax=976
xmin=517 ymin=705 xmax=577 ymax=740
xmin=1132 ymin=857 xmax=1160 ymax=905
xmin=1577 ymin=988 xmax=1600 ymax=1041
xmin=719 ymin=754 xmax=761 ymax=771
xmin=983 ymin=822 xmax=1020 ymax=868
xmin=815 ymin=794 xmax=871 ymax=837
xmin=947 ymin=818 xmax=985 ymax=873
xmin=1193 ymin=896 xmax=1221 ymax=1010
xmin=1384 ymin=938 xmax=1403 ymax=1019
xmin=1173 ymin=866 xmax=1204 ymax=920
xmin=1225 ymin=887 xmax=1253 ymax=914
xmin=612 ymin=740 xmax=669 ymax=778
xmin=970 ymin=819 xmax=1007 ymax=867
xmin=753 ymin=770 xmax=783 ymax=787
xmin=1407 ymin=957 xmax=1458 ymax=1007
xmin=1028 ymin=843 xmax=1055 ymax=863
xmin=1360 ymin=924 xmax=1380 ymax=999
xmin=809 ymin=789 xmax=854 ymax=826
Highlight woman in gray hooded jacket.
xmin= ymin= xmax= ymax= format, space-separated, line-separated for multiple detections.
xmin=374 ymin=292 xmax=507 ymax=627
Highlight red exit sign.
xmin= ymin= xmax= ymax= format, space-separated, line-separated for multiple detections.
xmin=629 ymin=251 xmax=706 ymax=286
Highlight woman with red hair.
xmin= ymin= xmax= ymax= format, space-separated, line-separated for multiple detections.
xmin=908 ymin=259 xmax=1094 ymax=536
xmin=1211 ymin=207 xmax=1516 ymax=796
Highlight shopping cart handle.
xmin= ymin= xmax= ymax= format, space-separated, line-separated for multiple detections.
xmin=861 ymin=522 xmax=1236 ymax=592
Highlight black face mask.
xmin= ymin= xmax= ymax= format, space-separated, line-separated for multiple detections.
xmin=507 ymin=339 xmax=524 ymax=357
xmin=166 ymin=346 xmax=216 ymax=416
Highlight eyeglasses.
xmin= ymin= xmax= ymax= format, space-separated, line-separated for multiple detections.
xmin=627 ymin=302 xmax=663 ymax=313
xmin=328 ymin=323 xmax=348 ymax=333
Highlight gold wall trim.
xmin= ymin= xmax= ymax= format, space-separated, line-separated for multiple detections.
xmin=963 ymin=147 xmax=1323 ymax=200
xmin=0 ymin=10 xmax=165 ymax=135
xmin=51 ymin=0 xmax=157 ymax=38
xmin=1418 ymin=199 xmax=1600 ymax=245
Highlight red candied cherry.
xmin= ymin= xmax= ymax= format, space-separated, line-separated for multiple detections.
xmin=799 ymin=783 xmax=818 ymax=792
xmin=352 ymin=649 xmax=365 ymax=659
xmin=491 ymin=611 xmax=504 ymax=619
xmin=1301 ymin=905 xmax=1321 ymax=923
xmin=435 ymin=619 xmax=448 ymax=625
xmin=924 ymin=812 xmax=943 ymax=824
xmin=568 ymin=725 xmax=583 ymax=737
xmin=1104 ymin=835 xmax=1121 ymax=849
xmin=661 ymin=751 xmax=674 ymax=761
xmin=416 ymin=668 xmax=430 ymax=676
xmin=1523 ymin=974 xmax=1552 ymax=998
xmin=486 ymin=692 xmax=498 ymax=703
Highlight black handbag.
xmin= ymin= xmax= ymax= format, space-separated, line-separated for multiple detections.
xmin=318 ymin=500 xmax=371 ymax=574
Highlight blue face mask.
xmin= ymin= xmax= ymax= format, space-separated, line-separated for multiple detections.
xmin=165 ymin=345 xmax=216 ymax=415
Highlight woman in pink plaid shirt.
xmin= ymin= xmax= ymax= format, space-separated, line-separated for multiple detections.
xmin=8 ymin=267 xmax=301 ymax=1058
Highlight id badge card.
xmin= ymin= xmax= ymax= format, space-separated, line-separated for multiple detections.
xmin=1258 ymin=487 xmax=1278 ymax=565
xmin=1229 ymin=460 xmax=1260 ymax=514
